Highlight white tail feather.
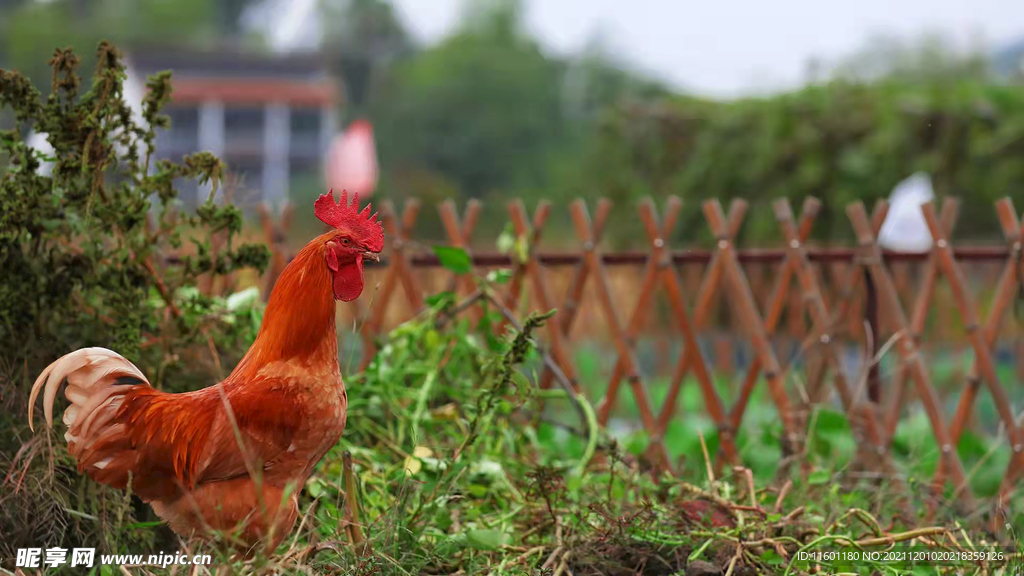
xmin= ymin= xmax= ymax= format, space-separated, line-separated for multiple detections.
xmin=28 ymin=348 xmax=150 ymax=444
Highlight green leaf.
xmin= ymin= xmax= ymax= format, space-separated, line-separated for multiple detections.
xmin=433 ymin=246 xmax=472 ymax=274
xmin=956 ymin=430 xmax=988 ymax=460
xmin=306 ymin=477 xmax=328 ymax=498
xmin=466 ymin=528 xmax=508 ymax=550
xmin=812 ymin=409 xmax=850 ymax=437
xmin=807 ymin=469 xmax=831 ymax=485
xmin=425 ymin=291 xmax=455 ymax=309
xmin=761 ymin=549 xmax=783 ymax=565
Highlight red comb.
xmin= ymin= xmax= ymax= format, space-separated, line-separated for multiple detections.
xmin=315 ymin=188 xmax=379 ymax=229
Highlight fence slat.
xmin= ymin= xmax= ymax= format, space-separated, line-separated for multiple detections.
xmin=703 ymin=200 xmax=801 ymax=464
xmin=570 ymin=200 xmax=670 ymax=469
xmin=730 ymin=199 xmax=818 ymax=430
xmin=846 ymin=201 xmax=975 ymax=509
xmin=833 ymin=201 xmax=889 ymax=341
xmin=774 ymin=198 xmax=913 ymax=515
xmin=636 ymin=198 xmax=738 ymax=463
xmin=438 ymin=199 xmax=482 ymax=324
xmin=508 ymin=201 xmax=581 ymax=391
xmin=945 ymin=200 xmax=1023 ymax=447
xmin=597 ymin=200 xmax=673 ymax=425
xmin=500 ymin=201 xmax=551 ymax=333
xmin=920 ymin=200 xmax=1024 ymax=514
xmin=662 ymin=200 xmax=747 ymax=431
xmin=537 ymin=199 xmax=612 ymax=392
xmin=884 ymin=198 xmax=959 ymax=441
xmin=362 ymin=200 xmax=422 ymax=368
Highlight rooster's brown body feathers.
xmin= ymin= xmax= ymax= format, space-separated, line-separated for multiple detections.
xmin=29 ymin=230 xmax=361 ymax=550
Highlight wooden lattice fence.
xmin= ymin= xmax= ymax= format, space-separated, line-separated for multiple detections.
xmin=186 ymin=195 xmax=1024 ymax=524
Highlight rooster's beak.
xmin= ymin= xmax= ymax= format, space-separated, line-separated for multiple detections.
xmin=363 ymin=251 xmax=381 ymax=262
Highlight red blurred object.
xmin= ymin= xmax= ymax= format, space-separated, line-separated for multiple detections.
xmin=325 ymin=119 xmax=378 ymax=197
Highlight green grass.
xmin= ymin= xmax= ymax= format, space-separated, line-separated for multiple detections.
xmin=5 ymin=288 xmax=1024 ymax=575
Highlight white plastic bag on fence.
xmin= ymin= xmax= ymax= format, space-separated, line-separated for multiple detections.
xmin=877 ymin=172 xmax=935 ymax=252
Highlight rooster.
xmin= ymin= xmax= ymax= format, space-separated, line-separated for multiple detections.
xmin=27 ymin=190 xmax=383 ymax=551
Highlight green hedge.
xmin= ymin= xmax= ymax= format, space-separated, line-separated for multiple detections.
xmin=581 ymin=79 xmax=1024 ymax=246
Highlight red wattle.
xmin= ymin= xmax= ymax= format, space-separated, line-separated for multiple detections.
xmin=333 ymin=254 xmax=364 ymax=301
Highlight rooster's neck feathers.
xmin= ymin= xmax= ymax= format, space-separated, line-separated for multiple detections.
xmin=233 ymin=238 xmax=339 ymax=378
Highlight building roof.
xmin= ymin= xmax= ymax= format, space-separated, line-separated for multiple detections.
xmin=125 ymin=44 xmax=342 ymax=106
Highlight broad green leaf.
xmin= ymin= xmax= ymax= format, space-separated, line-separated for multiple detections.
xmin=432 ymin=245 xmax=472 ymax=274
xmin=812 ymin=409 xmax=850 ymax=436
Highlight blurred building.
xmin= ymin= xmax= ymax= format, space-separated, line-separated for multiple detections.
xmin=992 ymin=36 xmax=1024 ymax=80
xmin=127 ymin=45 xmax=340 ymax=209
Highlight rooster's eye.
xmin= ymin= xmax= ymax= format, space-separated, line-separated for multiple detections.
xmin=340 ymin=238 xmax=351 ymax=246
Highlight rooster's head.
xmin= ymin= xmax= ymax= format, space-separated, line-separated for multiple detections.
xmin=314 ymin=189 xmax=385 ymax=302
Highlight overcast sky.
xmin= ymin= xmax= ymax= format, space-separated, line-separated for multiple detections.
xmin=390 ymin=0 xmax=1024 ymax=97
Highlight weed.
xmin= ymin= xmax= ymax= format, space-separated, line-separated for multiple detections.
xmin=1 ymin=43 xmax=267 ymax=557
